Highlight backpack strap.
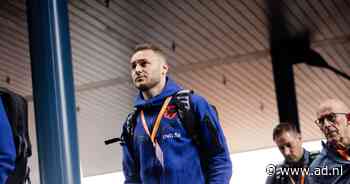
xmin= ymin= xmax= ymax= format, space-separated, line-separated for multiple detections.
xmin=122 ymin=109 xmax=138 ymax=146
xmin=174 ymin=90 xmax=223 ymax=156
xmin=175 ymin=89 xmax=227 ymax=177
xmin=174 ymin=90 xmax=201 ymax=147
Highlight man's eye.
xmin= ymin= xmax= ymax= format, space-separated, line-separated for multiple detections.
xmin=327 ymin=114 xmax=337 ymax=122
xmin=141 ymin=62 xmax=147 ymax=67
xmin=131 ymin=63 xmax=136 ymax=69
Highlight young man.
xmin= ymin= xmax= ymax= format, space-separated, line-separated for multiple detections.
xmin=308 ymin=99 xmax=350 ymax=184
xmin=0 ymin=97 xmax=16 ymax=184
xmin=266 ymin=123 xmax=314 ymax=184
xmin=121 ymin=43 xmax=232 ymax=184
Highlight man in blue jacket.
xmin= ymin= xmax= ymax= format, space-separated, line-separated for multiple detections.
xmin=308 ymin=99 xmax=350 ymax=184
xmin=121 ymin=43 xmax=232 ymax=184
xmin=0 ymin=97 xmax=16 ymax=184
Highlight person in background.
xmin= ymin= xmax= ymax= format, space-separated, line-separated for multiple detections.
xmin=0 ymin=97 xmax=16 ymax=184
xmin=308 ymin=99 xmax=350 ymax=184
xmin=266 ymin=123 xmax=316 ymax=184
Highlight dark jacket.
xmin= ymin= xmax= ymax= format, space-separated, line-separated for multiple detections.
xmin=266 ymin=149 xmax=313 ymax=184
xmin=308 ymin=142 xmax=350 ymax=184
xmin=122 ymin=77 xmax=232 ymax=184
xmin=0 ymin=97 xmax=16 ymax=184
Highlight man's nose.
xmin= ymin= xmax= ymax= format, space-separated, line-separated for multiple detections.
xmin=135 ymin=64 xmax=142 ymax=74
xmin=283 ymin=148 xmax=291 ymax=156
xmin=322 ymin=119 xmax=333 ymax=129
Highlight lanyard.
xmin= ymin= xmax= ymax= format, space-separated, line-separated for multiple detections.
xmin=288 ymin=174 xmax=304 ymax=184
xmin=140 ymin=96 xmax=172 ymax=144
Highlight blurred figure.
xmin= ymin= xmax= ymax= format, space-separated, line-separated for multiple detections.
xmin=266 ymin=123 xmax=315 ymax=184
xmin=0 ymin=97 xmax=16 ymax=184
xmin=308 ymin=99 xmax=350 ymax=184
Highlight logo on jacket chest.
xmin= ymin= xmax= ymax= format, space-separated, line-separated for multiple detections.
xmin=162 ymin=132 xmax=181 ymax=140
xmin=163 ymin=104 xmax=177 ymax=119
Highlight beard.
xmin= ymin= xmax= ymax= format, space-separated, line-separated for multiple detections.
xmin=285 ymin=155 xmax=302 ymax=163
xmin=135 ymin=78 xmax=159 ymax=92
xmin=137 ymin=84 xmax=151 ymax=91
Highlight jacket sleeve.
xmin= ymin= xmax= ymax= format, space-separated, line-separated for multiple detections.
xmin=192 ymin=94 xmax=232 ymax=184
xmin=121 ymin=120 xmax=141 ymax=184
xmin=0 ymin=98 xmax=16 ymax=184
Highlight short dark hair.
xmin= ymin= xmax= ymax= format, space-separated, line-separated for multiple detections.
xmin=132 ymin=43 xmax=165 ymax=58
xmin=272 ymin=123 xmax=299 ymax=140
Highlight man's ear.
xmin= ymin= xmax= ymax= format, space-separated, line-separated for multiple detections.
xmin=162 ymin=64 xmax=168 ymax=75
xmin=296 ymin=133 xmax=302 ymax=141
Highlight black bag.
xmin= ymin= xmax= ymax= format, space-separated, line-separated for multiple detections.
xmin=0 ymin=88 xmax=32 ymax=184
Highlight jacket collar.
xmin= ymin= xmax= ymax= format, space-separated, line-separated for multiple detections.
xmin=133 ymin=76 xmax=182 ymax=108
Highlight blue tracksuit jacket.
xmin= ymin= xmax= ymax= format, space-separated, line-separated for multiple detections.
xmin=122 ymin=77 xmax=232 ymax=184
xmin=308 ymin=142 xmax=350 ymax=184
xmin=0 ymin=97 xmax=16 ymax=184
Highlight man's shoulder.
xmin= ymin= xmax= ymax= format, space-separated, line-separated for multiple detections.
xmin=175 ymin=90 xmax=212 ymax=111
xmin=176 ymin=90 xmax=207 ymax=103
xmin=309 ymin=148 xmax=329 ymax=170
xmin=305 ymin=149 xmax=320 ymax=165
xmin=186 ymin=92 xmax=211 ymax=108
xmin=121 ymin=109 xmax=138 ymax=133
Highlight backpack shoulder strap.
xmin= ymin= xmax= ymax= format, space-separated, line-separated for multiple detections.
xmin=123 ymin=109 xmax=138 ymax=146
xmin=174 ymin=90 xmax=224 ymax=156
xmin=174 ymin=90 xmax=201 ymax=147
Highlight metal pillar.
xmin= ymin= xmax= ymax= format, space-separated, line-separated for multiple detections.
xmin=271 ymin=57 xmax=300 ymax=131
xmin=266 ymin=0 xmax=301 ymax=131
xmin=26 ymin=0 xmax=81 ymax=184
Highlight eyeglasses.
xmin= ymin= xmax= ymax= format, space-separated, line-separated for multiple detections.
xmin=314 ymin=113 xmax=348 ymax=127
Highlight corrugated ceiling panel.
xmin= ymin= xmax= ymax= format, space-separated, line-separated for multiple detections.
xmin=0 ymin=0 xmax=349 ymax=180
xmin=76 ymin=84 xmax=135 ymax=176
xmin=130 ymin=0 xmax=215 ymax=62
xmin=0 ymin=1 xmax=31 ymax=96
xmin=110 ymin=0 xmax=193 ymax=66
xmin=171 ymin=56 xmax=279 ymax=152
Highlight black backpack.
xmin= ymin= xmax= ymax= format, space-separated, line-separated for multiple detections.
xmin=0 ymin=88 xmax=32 ymax=184
xmin=105 ymin=89 xmax=222 ymax=155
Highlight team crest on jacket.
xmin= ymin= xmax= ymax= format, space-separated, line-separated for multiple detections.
xmin=164 ymin=104 xmax=177 ymax=119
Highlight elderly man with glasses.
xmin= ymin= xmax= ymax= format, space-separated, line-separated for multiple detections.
xmin=308 ymin=99 xmax=350 ymax=184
